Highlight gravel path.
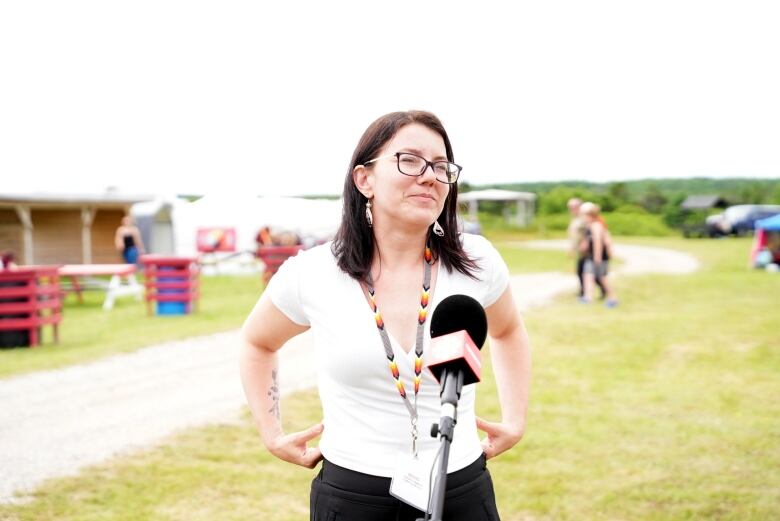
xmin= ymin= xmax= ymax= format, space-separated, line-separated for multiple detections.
xmin=0 ymin=241 xmax=699 ymax=503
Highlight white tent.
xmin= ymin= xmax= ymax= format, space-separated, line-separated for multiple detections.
xmin=172 ymin=194 xmax=342 ymax=257
xmin=131 ymin=197 xmax=188 ymax=255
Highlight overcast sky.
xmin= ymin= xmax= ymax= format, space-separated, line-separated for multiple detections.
xmin=1 ymin=1 xmax=778 ymax=197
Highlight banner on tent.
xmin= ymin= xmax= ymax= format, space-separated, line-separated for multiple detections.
xmin=196 ymin=227 xmax=237 ymax=252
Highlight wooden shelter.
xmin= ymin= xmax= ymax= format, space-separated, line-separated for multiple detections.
xmin=0 ymin=192 xmax=153 ymax=265
xmin=680 ymin=195 xmax=729 ymax=211
xmin=458 ymin=189 xmax=537 ymax=226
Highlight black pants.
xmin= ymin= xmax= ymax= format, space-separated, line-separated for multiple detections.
xmin=310 ymin=454 xmax=500 ymax=521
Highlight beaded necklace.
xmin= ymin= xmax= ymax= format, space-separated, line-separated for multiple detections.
xmin=366 ymin=246 xmax=433 ymax=457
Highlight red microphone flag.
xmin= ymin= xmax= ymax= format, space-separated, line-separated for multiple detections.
xmin=425 ymin=330 xmax=482 ymax=386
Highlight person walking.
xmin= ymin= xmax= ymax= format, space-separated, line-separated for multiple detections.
xmin=567 ymin=198 xmax=605 ymax=299
xmin=240 ymin=110 xmax=531 ymax=520
xmin=566 ymin=198 xmax=587 ymax=296
xmin=580 ymin=202 xmax=618 ymax=307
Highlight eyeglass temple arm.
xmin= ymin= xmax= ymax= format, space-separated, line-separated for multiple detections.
xmin=363 ymin=153 xmax=398 ymax=166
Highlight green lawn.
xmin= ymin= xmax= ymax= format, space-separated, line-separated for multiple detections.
xmin=494 ymin=242 xmax=571 ymax=273
xmin=494 ymin=238 xmax=780 ymax=519
xmin=494 ymin=240 xmax=624 ymax=275
xmin=0 ymin=275 xmax=263 ymax=378
xmin=2 ymin=237 xmax=779 ymax=520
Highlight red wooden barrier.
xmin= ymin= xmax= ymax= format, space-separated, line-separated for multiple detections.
xmin=256 ymin=245 xmax=304 ymax=284
xmin=140 ymin=255 xmax=200 ymax=315
xmin=0 ymin=267 xmax=63 ymax=347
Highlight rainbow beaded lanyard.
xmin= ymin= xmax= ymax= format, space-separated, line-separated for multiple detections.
xmin=366 ymin=246 xmax=433 ymax=457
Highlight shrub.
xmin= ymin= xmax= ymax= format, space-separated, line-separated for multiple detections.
xmin=613 ymin=204 xmax=649 ymax=214
xmin=601 ymin=212 xmax=676 ymax=236
xmin=479 ymin=212 xmax=676 ymax=237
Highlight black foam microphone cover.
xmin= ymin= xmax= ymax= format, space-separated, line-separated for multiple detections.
xmin=430 ymin=294 xmax=488 ymax=348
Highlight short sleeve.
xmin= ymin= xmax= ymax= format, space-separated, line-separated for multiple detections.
xmin=265 ymin=253 xmax=310 ymax=326
xmin=463 ymin=234 xmax=510 ymax=308
xmin=482 ymin=240 xmax=510 ymax=307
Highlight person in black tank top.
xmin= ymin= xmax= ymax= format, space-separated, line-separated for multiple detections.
xmin=115 ymin=216 xmax=145 ymax=264
xmin=580 ymin=202 xmax=618 ymax=307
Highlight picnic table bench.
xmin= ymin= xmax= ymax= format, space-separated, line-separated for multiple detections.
xmin=59 ymin=264 xmax=143 ymax=311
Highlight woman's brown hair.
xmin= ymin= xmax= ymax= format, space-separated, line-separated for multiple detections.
xmin=331 ymin=110 xmax=478 ymax=282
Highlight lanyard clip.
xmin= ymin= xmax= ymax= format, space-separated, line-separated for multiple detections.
xmin=411 ymin=416 xmax=419 ymax=458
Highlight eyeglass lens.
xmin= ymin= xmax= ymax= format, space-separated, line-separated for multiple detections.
xmin=397 ymin=153 xmax=459 ymax=183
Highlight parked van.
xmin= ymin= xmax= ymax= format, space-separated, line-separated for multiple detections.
xmin=706 ymin=205 xmax=780 ymax=237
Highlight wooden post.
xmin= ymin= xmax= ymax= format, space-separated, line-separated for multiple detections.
xmin=14 ymin=205 xmax=33 ymax=265
xmin=81 ymin=207 xmax=95 ymax=264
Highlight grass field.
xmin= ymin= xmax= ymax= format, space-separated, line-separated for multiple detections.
xmin=494 ymin=243 xmax=571 ymax=273
xmin=0 ymin=275 xmax=263 ymax=378
xmin=2 ymin=237 xmax=779 ymax=520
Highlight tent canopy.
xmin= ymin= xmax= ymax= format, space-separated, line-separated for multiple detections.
xmin=756 ymin=214 xmax=780 ymax=231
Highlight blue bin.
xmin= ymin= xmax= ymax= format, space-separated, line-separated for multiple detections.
xmin=157 ymin=301 xmax=187 ymax=315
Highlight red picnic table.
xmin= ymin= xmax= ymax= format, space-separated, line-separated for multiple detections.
xmin=59 ymin=264 xmax=143 ymax=311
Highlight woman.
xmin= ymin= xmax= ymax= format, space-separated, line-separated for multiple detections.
xmin=579 ymin=202 xmax=618 ymax=307
xmin=114 ymin=216 xmax=145 ymax=264
xmin=240 ymin=111 xmax=531 ymax=520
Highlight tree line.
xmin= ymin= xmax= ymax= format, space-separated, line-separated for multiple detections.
xmin=462 ymin=178 xmax=780 ymax=233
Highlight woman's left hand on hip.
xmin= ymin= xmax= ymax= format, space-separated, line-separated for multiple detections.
xmin=476 ymin=416 xmax=524 ymax=459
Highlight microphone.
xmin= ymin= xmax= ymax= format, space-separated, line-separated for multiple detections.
xmin=423 ymin=294 xmax=488 ymax=521
xmin=427 ymin=294 xmax=488 ymax=386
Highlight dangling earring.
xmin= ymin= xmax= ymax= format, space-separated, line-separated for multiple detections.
xmin=365 ymin=199 xmax=373 ymax=227
xmin=433 ymin=220 xmax=444 ymax=237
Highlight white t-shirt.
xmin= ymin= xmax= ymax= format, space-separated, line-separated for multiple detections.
xmin=266 ymin=233 xmax=510 ymax=477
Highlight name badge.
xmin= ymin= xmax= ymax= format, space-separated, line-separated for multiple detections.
xmin=389 ymin=450 xmax=437 ymax=513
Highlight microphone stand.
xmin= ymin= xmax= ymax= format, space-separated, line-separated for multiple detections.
xmin=420 ymin=367 xmax=464 ymax=521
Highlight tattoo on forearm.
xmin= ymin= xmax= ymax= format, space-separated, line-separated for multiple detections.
xmin=267 ymin=369 xmax=280 ymax=419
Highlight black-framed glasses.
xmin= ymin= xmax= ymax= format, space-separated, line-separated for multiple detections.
xmin=364 ymin=152 xmax=462 ymax=184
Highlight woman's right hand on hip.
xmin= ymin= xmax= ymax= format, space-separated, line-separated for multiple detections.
xmin=266 ymin=422 xmax=324 ymax=468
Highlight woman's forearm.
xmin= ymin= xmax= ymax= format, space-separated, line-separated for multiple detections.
xmin=134 ymin=230 xmax=146 ymax=253
xmin=593 ymin=240 xmax=603 ymax=263
xmin=239 ymin=335 xmax=284 ymax=447
xmin=489 ymin=323 xmax=532 ymax=434
xmin=239 ymin=296 xmax=321 ymax=467
xmin=592 ymin=225 xmax=604 ymax=263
